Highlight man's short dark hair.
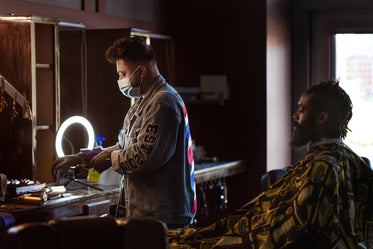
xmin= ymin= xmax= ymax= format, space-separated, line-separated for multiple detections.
xmin=304 ymin=79 xmax=353 ymax=139
xmin=105 ymin=36 xmax=155 ymax=64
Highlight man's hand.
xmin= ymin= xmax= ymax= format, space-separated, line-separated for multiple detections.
xmin=51 ymin=153 xmax=95 ymax=177
xmin=52 ymin=155 xmax=81 ymax=177
xmin=89 ymin=151 xmax=112 ymax=173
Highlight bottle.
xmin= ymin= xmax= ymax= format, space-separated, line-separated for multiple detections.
xmin=86 ymin=135 xmax=106 ymax=183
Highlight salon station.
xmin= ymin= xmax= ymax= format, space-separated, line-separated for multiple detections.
xmin=0 ymin=2 xmax=253 ymax=234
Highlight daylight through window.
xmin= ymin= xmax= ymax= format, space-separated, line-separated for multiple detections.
xmin=335 ymin=33 xmax=373 ymax=165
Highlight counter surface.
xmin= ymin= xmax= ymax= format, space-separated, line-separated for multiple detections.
xmin=0 ymin=160 xmax=246 ymax=224
xmin=195 ymin=160 xmax=246 ymax=183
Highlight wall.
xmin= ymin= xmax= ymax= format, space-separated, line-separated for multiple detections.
xmin=162 ymin=0 xmax=268 ymax=206
xmin=24 ymin=0 xmax=163 ymax=22
xmin=266 ymin=0 xmax=292 ymax=171
xmin=0 ymin=0 xmax=163 ymax=32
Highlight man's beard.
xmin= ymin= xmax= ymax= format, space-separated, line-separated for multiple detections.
xmin=290 ymin=119 xmax=316 ymax=148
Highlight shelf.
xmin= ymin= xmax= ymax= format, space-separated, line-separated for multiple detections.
xmin=36 ymin=125 xmax=52 ymax=131
xmin=36 ymin=63 xmax=52 ymax=69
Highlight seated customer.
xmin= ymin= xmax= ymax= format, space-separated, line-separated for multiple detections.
xmin=169 ymin=79 xmax=373 ymax=249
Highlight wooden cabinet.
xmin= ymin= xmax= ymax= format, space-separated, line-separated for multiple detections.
xmin=0 ymin=16 xmax=60 ymax=183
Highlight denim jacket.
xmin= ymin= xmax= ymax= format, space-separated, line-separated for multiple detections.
xmin=109 ymin=75 xmax=196 ymax=225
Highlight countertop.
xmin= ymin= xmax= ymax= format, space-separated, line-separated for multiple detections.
xmin=0 ymin=160 xmax=247 ymax=223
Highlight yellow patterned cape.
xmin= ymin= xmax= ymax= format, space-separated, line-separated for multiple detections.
xmin=169 ymin=142 xmax=373 ymax=249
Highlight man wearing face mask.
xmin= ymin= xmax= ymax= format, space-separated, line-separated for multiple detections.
xmin=53 ymin=37 xmax=196 ymax=228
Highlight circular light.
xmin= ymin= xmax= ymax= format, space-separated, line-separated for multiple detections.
xmin=55 ymin=116 xmax=95 ymax=157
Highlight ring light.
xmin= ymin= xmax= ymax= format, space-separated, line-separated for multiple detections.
xmin=55 ymin=116 xmax=95 ymax=157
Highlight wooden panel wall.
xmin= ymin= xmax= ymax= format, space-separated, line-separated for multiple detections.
xmin=0 ymin=19 xmax=34 ymax=179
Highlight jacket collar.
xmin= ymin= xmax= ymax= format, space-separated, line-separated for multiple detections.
xmin=311 ymin=137 xmax=343 ymax=148
xmin=134 ymin=75 xmax=166 ymax=116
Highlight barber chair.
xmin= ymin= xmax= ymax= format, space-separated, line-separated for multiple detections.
xmin=0 ymin=212 xmax=15 ymax=249
xmin=117 ymin=217 xmax=168 ymax=249
xmin=50 ymin=215 xmax=168 ymax=249
xmin=49 ymin=216 xmax=119 ymax=249
xmin=261 ymin=167 xmax=292 ymax=191
xmin=360 ymin=157 xmax=373 ymax=249
xmin=3 ymin=222 xmax=57 ymax=249
xmin=3 ymin=215 xmax=169 ymax=249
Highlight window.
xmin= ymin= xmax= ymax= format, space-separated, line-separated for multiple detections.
xmin=335 ymin=34 xmax=373 ymax=164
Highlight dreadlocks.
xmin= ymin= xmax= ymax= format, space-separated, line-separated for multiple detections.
xmin=303 ymin=79 xmax=353 ymax=139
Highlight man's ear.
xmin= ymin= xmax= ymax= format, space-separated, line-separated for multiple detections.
xmin=139 ymin=65 xmax=146 ymax=77
xmin=317 ymin=111 xmax=330 ymax=125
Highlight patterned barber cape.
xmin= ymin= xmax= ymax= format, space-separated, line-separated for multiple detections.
xmin=169 ymin=141 xmax=373 ymax=249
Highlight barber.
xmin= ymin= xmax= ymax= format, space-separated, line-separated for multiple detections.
xmin=54 ymin=37 xmax=196 ymax=229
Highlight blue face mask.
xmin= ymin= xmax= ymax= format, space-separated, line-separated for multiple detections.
xmin=117 ymin=67 xmax=140 ymax=98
